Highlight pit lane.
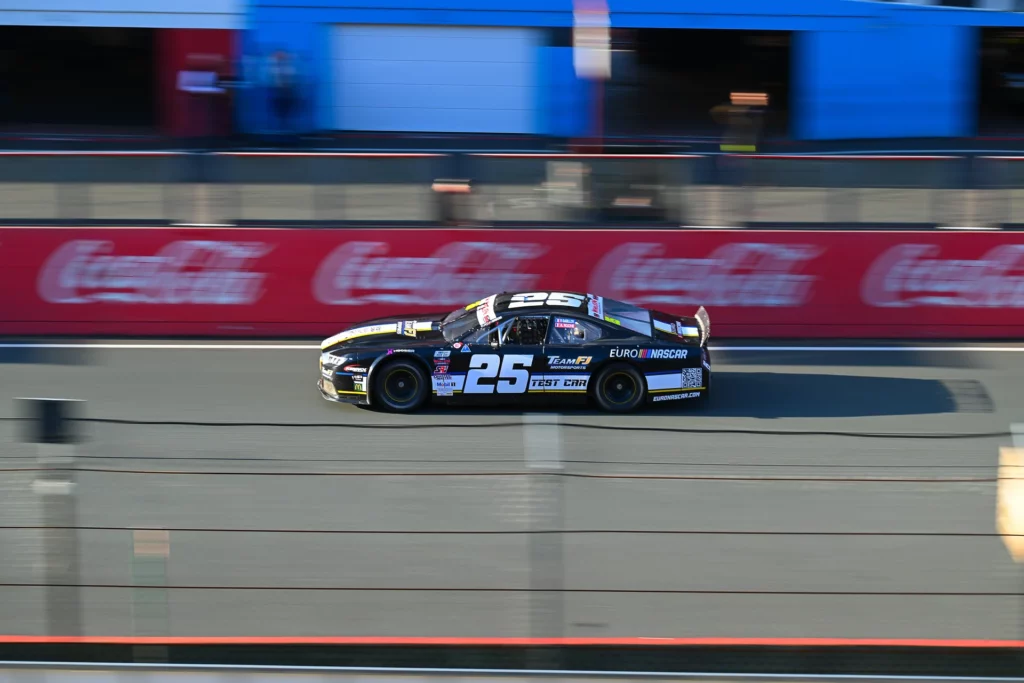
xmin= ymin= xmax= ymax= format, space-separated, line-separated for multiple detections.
xmin=0 ymin=341 xmax=1021 ymax=639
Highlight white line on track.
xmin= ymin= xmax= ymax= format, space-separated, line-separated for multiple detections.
xmin=2 ymin=343 xmax=1024 ymax=352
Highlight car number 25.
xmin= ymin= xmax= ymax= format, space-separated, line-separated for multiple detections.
xmin=464 ymin=354 xmax=532 ymax=394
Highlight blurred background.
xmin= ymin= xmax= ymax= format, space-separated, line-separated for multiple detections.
xmin=5 ymin=0 xmax=1024 ymax=679
xmin=6 ymin=0 xmax=1024 ymax=227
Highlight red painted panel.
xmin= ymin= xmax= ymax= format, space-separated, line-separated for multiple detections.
xmin=156 ymin=28 xmax=237 ymax=137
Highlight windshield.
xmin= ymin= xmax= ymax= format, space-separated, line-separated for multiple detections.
xmin=440 ymin=306 xmax=482 ymax=342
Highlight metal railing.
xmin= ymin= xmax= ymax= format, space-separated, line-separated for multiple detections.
xmin=1 ymin=151 xmax=1023 ymax=228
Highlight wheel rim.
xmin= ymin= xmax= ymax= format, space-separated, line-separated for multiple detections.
xmin=603 ymin=372 xmax=638 ymax=405
xmin=383 ymin=368 xmax=419 ymax=405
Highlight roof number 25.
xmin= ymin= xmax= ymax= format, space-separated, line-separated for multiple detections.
xmin=508 ymin=292 xmax=585 ymax=309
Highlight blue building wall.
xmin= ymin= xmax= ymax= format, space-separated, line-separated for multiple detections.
xmin=244 ymin=0 xmax=1024 ymax=140
xmin=794 ymin=23 xmax=978 ymax=140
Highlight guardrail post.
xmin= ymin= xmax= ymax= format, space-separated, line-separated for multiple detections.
xmin=17 ymin=397 xmax=83 ymax=637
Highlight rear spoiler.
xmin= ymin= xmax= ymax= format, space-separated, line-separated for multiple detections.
xmin=695 ymin=306 xmax=711 ymax=347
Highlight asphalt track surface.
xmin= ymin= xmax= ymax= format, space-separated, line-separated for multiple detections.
xmin=1 ymin=341 xmax=1023 ymax=640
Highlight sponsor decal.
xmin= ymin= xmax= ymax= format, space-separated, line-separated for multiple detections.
xmin=587 ymin=294 xmax=604 ymax=320
xmin=453 ymin=342 xmax=463 ymax=349
xmin=554 ymin=317 xmax=576 ymax=329
xmin=703 ymin=360 xmax=711 ymax=371
xmin=590 ymin=242 xmax=821 ymax=307
xmin=402 ymin=320 xmax=418 ymax=337
xmin=434 ymin=375 xmax=455 ymax=397
xmin=321 ymin=367 xmax=333 ymax=379
xmin=653 ymin=320 xmax=674 ymax=333
xmin=611 ymin=348 xmax=688 ymax=360
xmin=461 ymin=345 xmax=471 ymax=353
xmin=38 ymin=239 xmax=273 ymax=305
xmin=476 ymin=294 xmax=500 ymax=326
xmin=433 ymin=360 xmax=450 ymax=375
xmin=434 ymin=350 xmax=451 ymax=358
xmin=547 ymin=355 xmax=592 ymax=367
xmin=313 ymin=241 xmax=547 ymax=306
xmin=387 ymin=348 xmax=415 ymax=354
xmin=529 ymin=376 xmax=589 ymax=391
xmin=652 ymin=391 xmax=701 ymax=402
xmin=681 ymin=368 xmax=703 ymax=389
xmin=353 ymin=378 xmax=366 ymax=392
xmin=343 ymin=364 xmax=367 ymax=373
xmin=604 ymin=315 xmax=621 ymax=326
xmin=861 ymin=244 xmax=1024 ymax=308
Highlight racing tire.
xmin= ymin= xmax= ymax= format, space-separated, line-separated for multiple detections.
xmin=593 ymin=363 xmax=646 ymax=413
xmin=372 ymin=359 xmax=430 ymax=413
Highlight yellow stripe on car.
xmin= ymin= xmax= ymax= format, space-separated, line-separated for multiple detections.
xmin=321 ymin=323 xmax=399 ymax=349
xmin=649 ymin=387 xmax=706 ymax=393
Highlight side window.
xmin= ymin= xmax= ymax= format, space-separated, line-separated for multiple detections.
xmin=548 ymin=317 xmax=604 ymax=345
xmin=471 ymin=317 xmax=548 ymax=346
xmin=504 ymin=316 xmax=549 ymax=346
xmin=472 ymin=319 xmax=508 ymax=346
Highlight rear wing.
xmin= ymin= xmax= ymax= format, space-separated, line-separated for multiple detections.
xmin=695 ymin=306 xmax=711 ymax=347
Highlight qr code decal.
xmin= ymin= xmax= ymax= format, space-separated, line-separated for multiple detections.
xmin=681 ymin=368 xmax=703 ymax=389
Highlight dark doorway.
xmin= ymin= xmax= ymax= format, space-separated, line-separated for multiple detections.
xmin=0 ymin=26 xmax=157 ymax=130
xmin=603 ymin=28 xmax=791 ymax=140
xmin=978 ymin=27 xmax=1024 ymax=135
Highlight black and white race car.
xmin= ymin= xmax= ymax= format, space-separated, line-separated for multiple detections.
xmin=319 ymin=291 xmax=711 ymax=413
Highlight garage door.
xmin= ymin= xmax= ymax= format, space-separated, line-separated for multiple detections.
xmin=330 ymin=25 xmax=540 ymax=134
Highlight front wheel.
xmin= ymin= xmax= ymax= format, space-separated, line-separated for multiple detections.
xmin=372 ymin=359 xmax=429 ymax=413
xmin=593 ymin=363 xmax=646 ymax=413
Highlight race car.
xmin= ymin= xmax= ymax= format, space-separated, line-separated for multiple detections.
xmin=319 ymin=291 xmax=711 ymax=413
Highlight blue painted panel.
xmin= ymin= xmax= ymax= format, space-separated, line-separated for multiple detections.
xmin=249 ymin=0 xmax=1024 ymax=30
xmin=536 ymin=46 xmax=589 ymax=137
xmin=331 ymin=25 xmax=540 ymax=133
xmin=794 ymin=23 xmax=976 ymax=140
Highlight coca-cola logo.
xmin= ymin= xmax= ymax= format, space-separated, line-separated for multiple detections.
xmin=588 ymin=242 xmax=822 ymax=307
xmin=38 ymin=239 xmax=273 ymax=305
xmin=862 ymin=243 xmax=1024 ymax=308
xmin=313 ymin=241 xmax=548 ymax=306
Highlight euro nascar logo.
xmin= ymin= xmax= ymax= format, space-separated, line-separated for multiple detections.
xmin=610 ymin=348 xmax=688 ymax=360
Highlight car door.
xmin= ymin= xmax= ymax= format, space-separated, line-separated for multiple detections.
xmin=541 ymin=316 xmax=608 ymax=397
xmin=459 ymin=315 xmax=549 ymax=402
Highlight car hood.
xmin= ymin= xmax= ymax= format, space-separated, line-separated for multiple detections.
xmin=321 ymin=314 xmax=448 ymax=352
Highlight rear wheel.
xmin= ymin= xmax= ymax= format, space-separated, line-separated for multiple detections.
xmin=372 ymin=359 xmax=429 ymax=413
xmin=593 ymin=363 xmax=646 ymax=413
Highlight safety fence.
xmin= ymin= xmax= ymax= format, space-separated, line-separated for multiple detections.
xmin=3 ymin=151 xmax=1024 ymax=228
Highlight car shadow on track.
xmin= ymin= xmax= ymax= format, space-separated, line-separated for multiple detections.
xmin=694 ymin=371 xmax=965 ymax=419
xmin=400 ymin=372 xmax=979 ymax=420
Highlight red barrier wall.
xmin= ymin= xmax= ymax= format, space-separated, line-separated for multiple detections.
xmin=2 ymin=227 xmax=1023 ymax=338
